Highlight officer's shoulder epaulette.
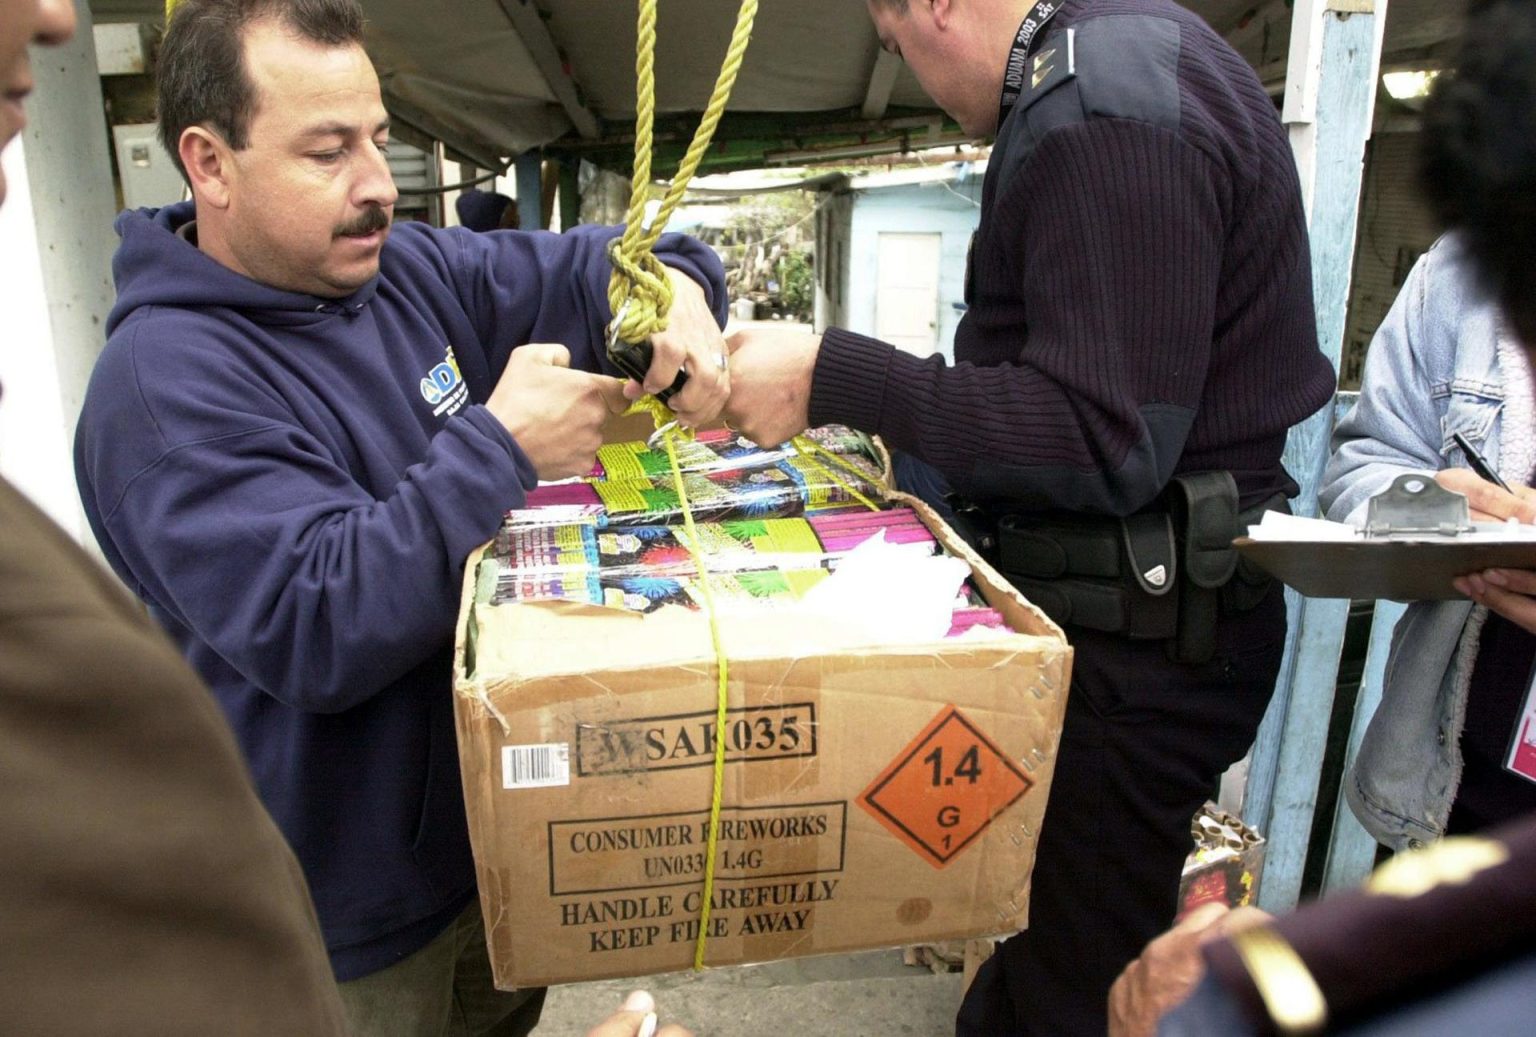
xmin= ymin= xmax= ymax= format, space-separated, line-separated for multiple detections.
xmin=993 ymin=13 xmax=1184 ymax=185
xmin=1048 ymin=13 xmax=1182 ymax=131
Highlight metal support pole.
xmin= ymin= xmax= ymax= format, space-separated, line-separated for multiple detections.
xmin=515 ymin=150 xmax=544 ymax=231
xmin=558 ymin=161 xmax=580 ymax=231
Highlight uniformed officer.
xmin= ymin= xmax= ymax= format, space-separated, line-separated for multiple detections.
xmin=721 ymin=1 xmax=1337 ymax=1033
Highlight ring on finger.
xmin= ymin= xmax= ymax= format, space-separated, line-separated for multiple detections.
xmin=716 ymin=351 xmax=729 ymax=371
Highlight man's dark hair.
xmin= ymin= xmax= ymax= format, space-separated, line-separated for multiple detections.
xmin=1419 ymin=0 xmax=1536 ymax=345
xmin=157 ymin=0 xmax=367 ymax=180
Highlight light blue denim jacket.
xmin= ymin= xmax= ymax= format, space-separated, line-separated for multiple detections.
xmin=1320 ymin=233 xmax=1523 ymax=850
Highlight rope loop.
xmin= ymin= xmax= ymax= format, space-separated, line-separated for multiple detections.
xmin=605 ymin=239 xmax=674 ymax=346
xmin=606 ymin=0 xmax=759 ymax=366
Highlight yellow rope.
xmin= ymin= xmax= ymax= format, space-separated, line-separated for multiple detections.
xmin=621 ymin=420 xmax=879 ymax=971
xmin=165 ymin=0 xmax=179 ymax=19
xmin=606 ymin=0 xmax=759 ymax=354
xmin=625 ymin=395 xmax=695 ymax=444
xmin=657 ymin=429 xmax=733 ymax=970
xmin=608 ymin=0 xmax=759 ymax=971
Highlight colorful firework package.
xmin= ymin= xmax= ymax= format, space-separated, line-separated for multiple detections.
xmin=485 ymin=426 xmax=1002 ymax=634
xmin=485 ymin=507 xmax=994 ymax=629
xmin=506 ymin=432 xmax=888 ymax=529
xmin=451 ymin=424 xmax=1075 ymax=987
xmin=1176 ymin=803 xmax=1267 ymax=920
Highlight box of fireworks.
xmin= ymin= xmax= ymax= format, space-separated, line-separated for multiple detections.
xmin=452 ymin=431 xmax=1073 ymax=988
xmin=1176 ymin=803 xmax=1267 ymax=920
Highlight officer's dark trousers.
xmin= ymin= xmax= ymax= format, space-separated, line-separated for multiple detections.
xmin=957 ymin=584 xmax=1286 ymax=1036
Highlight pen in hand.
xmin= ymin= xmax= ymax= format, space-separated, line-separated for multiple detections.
xmin=1452 ymin=431 xmax=1513 ymax=493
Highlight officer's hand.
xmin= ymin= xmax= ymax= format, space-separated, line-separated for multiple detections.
xmin=1435 ymin=468 xmax=1536 ymax=523
xmin=487 ymin=343 xmax=628 ymax=481
xmin=625 ymin=267 xmax=730 ymax=428
xmin=719 ymin=326 xmax=821 ymax=447
xmin=585 ymin=990 xmax=693 ymax=1037
xmin=1107 ymin=902 xmax=1270 ymax=1037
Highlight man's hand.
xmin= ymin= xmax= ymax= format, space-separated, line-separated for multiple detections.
xmin=719 ymin=325 xmax=821 ymax=447
xmin=623 ymin=267 xmax=730 ymax=428
xmin=1107 ymin=903 xmax=1270 ymax=1037
xmin=487 ymin=343 xmax=628 ymax=481
xmin=1435 ymin=468 xmax=1536 ymax=523
xmin=585 ymin=990 xmax=692 ymax=1037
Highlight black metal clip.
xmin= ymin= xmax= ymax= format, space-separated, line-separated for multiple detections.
xmin=606 ymin=298 xmax=689 ymax=406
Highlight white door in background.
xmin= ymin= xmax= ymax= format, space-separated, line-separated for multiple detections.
xmin=875 ymin=232 xmax=942 ymax=356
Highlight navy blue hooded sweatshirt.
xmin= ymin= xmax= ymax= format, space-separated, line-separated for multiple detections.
xmin=74 ymin=201 xmax=726 ymax=980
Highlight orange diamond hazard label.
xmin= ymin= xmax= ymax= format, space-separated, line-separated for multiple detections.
xmin=859 ymin=705 xmax=1032 ymax=867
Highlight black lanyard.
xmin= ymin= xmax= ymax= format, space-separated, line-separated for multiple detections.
xmin=998 ymin=0 xmax=1065 ymax=129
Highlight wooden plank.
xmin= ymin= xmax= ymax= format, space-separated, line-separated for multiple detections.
xmin=1252 ymin=594 xmax=1349 ymax=910
xmin=493 ymin=0 xmax=601 ymax=140
xmin=1321 ymin=599 xmax=1405 ymax=893
xmin=1244 ymin=0 xmax=1386 ymax=914
xmin=861 ymin=49 xmax=901 ymax=121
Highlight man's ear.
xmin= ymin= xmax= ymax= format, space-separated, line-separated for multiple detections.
xmin=179 ymin=126 xmax=233 ymax=209
xmin=927 ymin=0 xmax=952 ymax=30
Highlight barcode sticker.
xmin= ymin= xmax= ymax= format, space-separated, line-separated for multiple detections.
xmin=502 ymin=743 xmax=571 ymax=790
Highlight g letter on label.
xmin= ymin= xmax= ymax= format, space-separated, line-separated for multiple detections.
xmin=859 ymin=705 xmax=1032 ymax=867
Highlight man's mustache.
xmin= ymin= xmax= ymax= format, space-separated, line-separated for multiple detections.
xmin=335 ymin=206 xmax=391 ymax=238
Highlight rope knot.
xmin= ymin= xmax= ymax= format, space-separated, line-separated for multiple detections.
xmin=606 ymin=238 xmax=674 ymax=346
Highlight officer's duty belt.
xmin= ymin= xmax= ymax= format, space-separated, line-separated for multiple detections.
xmin=992 ymin=472 xmax=1282 ymax=664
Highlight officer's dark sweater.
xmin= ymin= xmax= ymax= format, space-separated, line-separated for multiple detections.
xmin=814 ymin=0 xmax=1336 ymax=515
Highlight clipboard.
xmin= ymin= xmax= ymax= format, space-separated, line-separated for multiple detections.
xmin=1235 ymin=474 xmax=1536 ymax=601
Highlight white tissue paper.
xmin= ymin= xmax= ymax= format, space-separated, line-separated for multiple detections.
xmin=798 ymin=531 xmax=973 ymax=644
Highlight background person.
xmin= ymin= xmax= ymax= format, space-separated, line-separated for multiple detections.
xmin=1320 ymin=0 xmax=1536 ymax=850
xmin=456 ymin=188 xmax=517 ymax=232
xmin=1121 ymin=4 xmax=1536 ymax=1033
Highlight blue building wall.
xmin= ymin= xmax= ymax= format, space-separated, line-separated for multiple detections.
xmin=838 ymin=171 xmax=982 ymax=363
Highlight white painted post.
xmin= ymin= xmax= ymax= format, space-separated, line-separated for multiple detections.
xmin=0 ymin=0 xmax=118 ymax=541
xmin=1242 ymin=0 xmax=1388 ymax=913
xmin=1321 ymin=598 xmax=1405 ymax=892
xmin=1302 ymin=390 xmax=1403 ymax=894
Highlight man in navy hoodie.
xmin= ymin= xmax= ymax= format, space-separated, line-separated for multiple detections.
xmin=73 ymin=1 xmax=728 ymax=1034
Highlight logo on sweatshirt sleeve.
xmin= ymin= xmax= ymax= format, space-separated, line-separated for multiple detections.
xmin=420 ymin=346 xmax=469 ymax=418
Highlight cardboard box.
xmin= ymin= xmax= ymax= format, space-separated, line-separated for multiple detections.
xmin=453 ymin=495 xmax=1072 ymax=988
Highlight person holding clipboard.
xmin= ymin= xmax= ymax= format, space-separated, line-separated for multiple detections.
xmin=1319 ymin=0 xmax=1536 ymax=853
xmin=1095 ymin=10 xmax=1536 ymax=1037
